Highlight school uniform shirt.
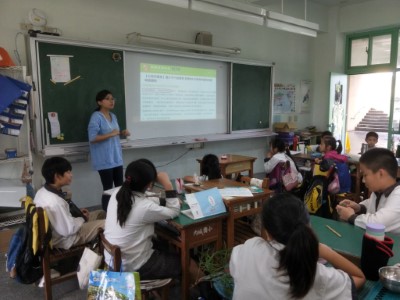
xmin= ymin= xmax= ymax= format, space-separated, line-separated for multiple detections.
xmin=351 ymin=185 xmax=400 ymax=235
xmin=264 ymin=152 xmax=303 ymax=184
xmin=104 ymin=188 xmax=180 ymax=271
xmin=88 ymin=111 xmax=123 ymax=171
xmin=34 ymin=186 xmax=85 ymax=249
xmin=230 ymin=237 xmax=353 ymax=300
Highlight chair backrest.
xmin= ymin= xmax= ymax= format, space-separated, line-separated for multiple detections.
xmin=98 ymin=228 xmax=121 ymax=272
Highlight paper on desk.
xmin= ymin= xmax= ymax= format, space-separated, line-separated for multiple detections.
xmin=290 ymin=150 xmax=302 ymax=155
xmin=218 ymin=187 xmax=253 ymax=197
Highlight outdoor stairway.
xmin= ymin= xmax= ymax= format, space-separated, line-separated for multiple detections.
xmin=355 ymin=108 xmax=398 ymax=132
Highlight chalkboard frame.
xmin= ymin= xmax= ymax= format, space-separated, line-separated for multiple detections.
xmin=29 ymin=36 xmax=274 ymax=154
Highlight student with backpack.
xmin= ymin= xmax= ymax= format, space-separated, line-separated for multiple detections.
xmin=264 ymin=138 xmax=302 ymax=190
xmin=229 ymin=193 xmax=365 ymax=300
xmin=317 ymin=136 xmax=351 ymax=193
xmin=34 ymin=157 xmax=105 ymax=249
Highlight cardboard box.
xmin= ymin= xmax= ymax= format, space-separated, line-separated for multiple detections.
xmin=273 ymin=122 xmax=296 ymax=132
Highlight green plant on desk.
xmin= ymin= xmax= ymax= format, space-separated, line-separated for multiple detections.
xmin=198 ymin=248 xmax=234 ymax=299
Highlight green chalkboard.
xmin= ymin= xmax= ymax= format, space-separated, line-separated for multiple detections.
xmin=38 ymin=42 xmax=125 ymax=145
xmin=232 ymin=63 xmax=271 ymax=131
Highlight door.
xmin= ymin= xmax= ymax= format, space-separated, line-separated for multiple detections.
xmin=329 ymin=73 xmax=348 ymax=142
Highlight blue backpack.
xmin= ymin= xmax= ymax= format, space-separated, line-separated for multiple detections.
xmin=335 ymin=162 xmax=351 ymax=193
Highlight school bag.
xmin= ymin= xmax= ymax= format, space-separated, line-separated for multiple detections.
xmin=304 ymin=160 xmax=335 ymax=218
xmin=335 ymin=162 xmax=352 ymax=193
xmin=6 ymin=197 xmax=52 ymax=284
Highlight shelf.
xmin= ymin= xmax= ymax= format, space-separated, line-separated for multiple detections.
xmin=0 ymin=155 xmax=28 ymax=164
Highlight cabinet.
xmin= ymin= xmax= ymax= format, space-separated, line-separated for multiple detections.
xmin=0 ymin=66 xmax=32 ymax=209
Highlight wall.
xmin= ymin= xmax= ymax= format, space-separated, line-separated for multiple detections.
xmin=0 ymin=0 xmax=344 ymax=207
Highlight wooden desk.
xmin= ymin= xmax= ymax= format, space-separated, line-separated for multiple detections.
xmin=156 ymin=212 xmax=227 ymax=300
xmin=311 ymin=215 xmax=400 ymax=266
xmin=196 ymin=154 xmax=257 ymax=179
xmin=185 ymin=178 xmax=273 ymax=249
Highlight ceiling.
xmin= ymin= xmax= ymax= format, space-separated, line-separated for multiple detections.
xmin=234 ymin=0 xmax=371 ymax=8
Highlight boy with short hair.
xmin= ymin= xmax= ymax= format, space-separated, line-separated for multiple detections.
xmin=365 ymin=131 xmax=378 ymax=150
xmin=34 ymin=157 xmax=105 ymax=249
xmin=336 ymin=148 xmax=400 ymax=234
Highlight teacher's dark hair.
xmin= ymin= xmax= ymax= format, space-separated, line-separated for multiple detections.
xmin=116 ymin=159 xmax=157 ymax=226
xmin=262 ymin=193 xmax=318 ymax=298
xmin=95 ymin=89 xmax=112 ymax=111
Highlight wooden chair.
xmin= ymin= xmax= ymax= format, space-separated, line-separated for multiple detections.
xmin=37 ymin=207 xmax=87 ymax=300
xmin=98 ymin=228 xmax=172 ymax=300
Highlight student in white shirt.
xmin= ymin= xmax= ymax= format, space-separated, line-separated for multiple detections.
xmin=104 ymin=159 xmax=181 ymax=279
xmin=264 ymin=138 xmax=303 ymax=188
xmin=229 ymin=193 xmax=365 ymax=300
xmin=34 ymin=157 xmax=105 ymax=249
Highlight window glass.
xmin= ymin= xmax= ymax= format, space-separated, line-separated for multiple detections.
xmin=350 ymin=38 xmax=368 ymax=67
xmin=371 ymin=34 xmax=391 ymax=65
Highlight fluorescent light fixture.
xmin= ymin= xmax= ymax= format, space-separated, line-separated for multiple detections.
xmin=267 ymin=11 xmax=319 ymax=31
xmin=266 ymin=19 xmax=317 ymax=37
xmin=127 ymin=32 xmax=241 ymax=55
xmin=192 ymin=0 xmax=266 ymax=25
xmin=146 ymin=0 xmax=188 ymax=8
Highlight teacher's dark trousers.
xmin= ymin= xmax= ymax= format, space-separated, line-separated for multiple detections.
xmin=98 ymin=165 xmax=123 ymax=211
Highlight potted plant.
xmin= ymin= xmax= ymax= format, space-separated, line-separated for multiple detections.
xmin=198 ymin=248 xmax=234 ymax=300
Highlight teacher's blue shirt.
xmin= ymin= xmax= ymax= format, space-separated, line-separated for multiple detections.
xmin=88 ymin=111 xmax=123 ymax=171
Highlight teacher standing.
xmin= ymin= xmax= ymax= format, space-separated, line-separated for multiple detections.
xmin=88 ymin=90 xmax=130 ymax=211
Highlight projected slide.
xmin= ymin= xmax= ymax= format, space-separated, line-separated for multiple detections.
xmin=140 ymin=63 xmax=216 ymax=121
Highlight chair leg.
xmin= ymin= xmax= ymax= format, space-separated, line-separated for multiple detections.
xmin=161 ymin=285 xmax=169 ymax=300
xmin=42 ymin=255 xmax=52 ymax=300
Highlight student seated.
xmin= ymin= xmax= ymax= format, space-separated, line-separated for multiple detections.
xmin=264 ymin=138 xmax=303 ymax=189
xmin=34 ymin=157 xmax=105 ymax=249
xmin=316 ymin=136 xmax=347 ymax=164
xmin=184 ymin=153 xmax=222 ymax=183
xmin=229 ymin=193 xmax=365 ymax=300
xmin=314 ymin=130 xmax=333 ymax=152
xmin=336 ymin=148 xmax=400 ymax=234
xmin=362 ymin=131 xmax=379 ymax=152
xmin=103 ymin=159 xmax=181 ymax=279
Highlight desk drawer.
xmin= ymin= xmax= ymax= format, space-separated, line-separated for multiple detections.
xmin=224 ymin=161 xmax=252 ymax=174
xmin=184 ymin=220 xmax=221 ymax=245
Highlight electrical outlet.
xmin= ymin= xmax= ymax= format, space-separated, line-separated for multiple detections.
xmin=185 ymin=142 xmax=204 ymax=149
xmin=20 ymin=23 xmax=33 ymax=30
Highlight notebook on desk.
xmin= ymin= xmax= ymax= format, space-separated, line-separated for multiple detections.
xmin=182 ymin=187 xmax=226 ymax=220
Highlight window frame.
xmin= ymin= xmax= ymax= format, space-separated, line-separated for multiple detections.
xmin=345 ymin=28 xmax=398 ymax=75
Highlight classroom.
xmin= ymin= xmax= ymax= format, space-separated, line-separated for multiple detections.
xmin=1 ymin=0 xmax=400 ymax=299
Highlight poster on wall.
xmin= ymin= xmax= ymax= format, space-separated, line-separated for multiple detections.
xmin=273 ymin=83 xmax=296 ymax=114
xmin=300 ymin=80 xmax=311 ymax=113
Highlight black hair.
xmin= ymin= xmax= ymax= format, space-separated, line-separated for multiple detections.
xmin=95 ymin=89 xmax=112 ymax=111
xmin=321 ymin=131 xmax=333 ymax=138
xmin=359 ymin=148 xmax=397 ymax=179
xmin=41 ymin=157 xmax=72 ymax=184
xmin=270 ymin=138 xmax=300 ymax=172
xmin=365 ymin=131 xmax=379 ymax=139
xmin=116 ymin=159 xmax=157 ymax=227
xmin=262 ymin=193 xmax=318 ymax=298
xmin=201 ymin=154 xmax=221 ymax=180
xmin=321 ymin=136 xmax=343 ymax=154
xmin=136 ymin=158 xmax=157 ymax=176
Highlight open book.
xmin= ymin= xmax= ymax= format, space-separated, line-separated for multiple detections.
xmin=181 ymin=187 xmax=226 ymax=220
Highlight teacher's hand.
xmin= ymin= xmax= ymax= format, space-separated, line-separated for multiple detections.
xmin=121 ymin=129 xmax=130 ymax=137
xmin=110 ymin=129 xmax=120 ymax=137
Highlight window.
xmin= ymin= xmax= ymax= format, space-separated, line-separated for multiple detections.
xmin=346 ymin=29 xmax=398 ymax=74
